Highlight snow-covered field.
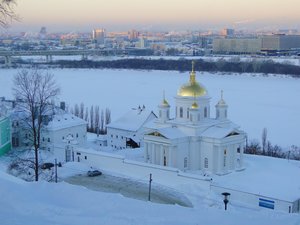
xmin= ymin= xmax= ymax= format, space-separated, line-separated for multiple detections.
xmin=1 ymin=68 xmax=299 ymax=147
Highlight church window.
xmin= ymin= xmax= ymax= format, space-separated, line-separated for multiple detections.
xmin=167 ymin=110 xmax=169 ymax=118
xmin=224 ymin=149 xmax=227 ymax=155
xmin=187 ymin=108 xmax=189 ymax=118
xmin=76 ymin=133 xmax=78 ymax=138
xmin=204 ymin=107 xmax=208 ymax=118
xmin=48 ymin=138 xmax=50 ymax=142
xmin=204 ymin=158 xmax=208 ymax=168
xmin=216 ymin=109 xmax=220 ymax=118
xmin=175 ymin=107 xmax=177 ymax=117
xmin=180 ymin=107 xmax=183 ymax=118
xmin=184 ymin=157 xmax=188 ymax=168
xmin=224 ymin=156 xmax=226 ymax=167
xmin=159 ymin=110 xmax=162 ymax=118
xmin=237 ymin=147 xmax=240 ymax=153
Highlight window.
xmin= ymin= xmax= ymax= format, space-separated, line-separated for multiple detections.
xmin=204 ymin=158 xmax=208 ymax=168
xmin=76 ymin=133 xmax=78 ymax=138
xmin=184 ymin=157 xmax=188 ymax=168
xmin=187 ymin=108 xmax=189 ymax=118
xmin=42 ymin=137 xmax=45 ymax=142
xmin=48 ymin=138 xmax=50 ymax=142
xmin=167 ymin=110 xmax=169 ymax=118
xmin=111 ymin=134 xmax=113 ymax=138
xmin=116 ymin=135 xmax=118 ymax=139
xmin=84 ymin=156 xmax=87 ymax=160
xmin=237 ymin=147 xmax=240 ymax=153
xmin=204 ymin=107 xmax=208 ymax=118
xmin=180 ymin=107 xmax=183 ymax=118
xmin=62 ymin=136 xmax=64 ymax=140
xmin=216 ymin=109 xmax=220 ymax=118
xmin=159 ymin=110 xmax=162 ymax=118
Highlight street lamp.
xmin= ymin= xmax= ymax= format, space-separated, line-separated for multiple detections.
xmin=222 ymin=192 xmax=231 ymax=210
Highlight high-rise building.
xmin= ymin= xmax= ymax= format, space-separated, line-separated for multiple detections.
xmin=128 ymin=29 xmax=139 ymax=40
xmin=220 ymin=28 xmax=235 ymax=37
xmin=92 ymin=28 xmax=106 ymax=45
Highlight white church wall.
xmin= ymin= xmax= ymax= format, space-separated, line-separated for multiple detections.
xmin=211 ymin=184 xmax=296 ymax=213
xmin=74 ymin=148 xmax=211 ymax=190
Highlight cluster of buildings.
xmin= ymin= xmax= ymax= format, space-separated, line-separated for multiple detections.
xmin=1 ymin=27 xmax=299 ymax=57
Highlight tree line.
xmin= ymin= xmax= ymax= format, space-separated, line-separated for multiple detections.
xmin=245 ymin=128 xmax=300 ymax=160
xmin=40 ymin=58 xmax=300 ymax=77
xmin=67 ymin=103 xmax=111 ymax=135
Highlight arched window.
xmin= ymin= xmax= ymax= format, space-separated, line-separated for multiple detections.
xmin=204 ymin=158 xmax=208 ymax=168
xmin=180 ymin=107 xmax=183 ymax=118
xmin=204 ymin=107 xmax=208 ymax=118
xmin=184 ymin=157 xmax=188 ymax=168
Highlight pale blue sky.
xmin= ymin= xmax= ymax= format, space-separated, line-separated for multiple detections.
xmin=10 ymin=0 xmax=300 ymax=32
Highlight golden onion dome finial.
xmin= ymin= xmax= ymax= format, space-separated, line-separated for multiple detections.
xmin=191 ymin=102 xmax=199 ymax=109
xmin=161 ymin=90 xmax=170 ymax=107
xmin=190 ymin=61 xmax=196 ymax=84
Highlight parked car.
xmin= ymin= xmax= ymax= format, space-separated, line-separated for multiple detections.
xmin=87 ymin=170 xmax=102 ymax=177
xmin=41 ymin=163 xmax=54 ymax=170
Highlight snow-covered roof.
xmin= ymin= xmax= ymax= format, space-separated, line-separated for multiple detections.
xmin=107 ymin=108 xmax=156 ymax=132
xmin=201 ymin=125 xmax=241 ymax=139
xmin=146 ymin=127 xmax=187 ymax=140
xmin=46 ymin=113 xmax=87 ymax=131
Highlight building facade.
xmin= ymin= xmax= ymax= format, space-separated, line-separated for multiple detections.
xmin=143 ymin=63 xmax=246 ymax=175
xmin=0 ymin=116 xmax=11 ymax=156
xmin=107 ymin=107 xmax=156 ymax=150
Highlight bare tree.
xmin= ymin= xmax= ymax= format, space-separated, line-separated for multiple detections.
xmin=13 ymin=69 xmax=60 ymax=181
xmin=262 ymin=128 xmax=267 ymax=155
xmin=105 ymin=108 xmax=111 ymax=134
xmin=79 ymin=102 xmax=84 ymax=119
xmin=74 ymin=103 xmax=79 ymax=117
xmin=90 ymin=105 xmax=94 ymax=133
xmin=95 ymin=106 xmax=100 ymax=135
xmin=100 ymin=109 xmax=104 ymax=134
xmin=0 ymin=0 xmax=18 ymax=27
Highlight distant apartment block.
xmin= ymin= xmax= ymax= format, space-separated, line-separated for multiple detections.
xmin=92 ymin=28 xmax=106 ymax=45
xmin=213 ymin=34 xmax=300 ymax=54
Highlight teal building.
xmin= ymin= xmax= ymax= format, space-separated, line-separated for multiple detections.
xmin=0 ymin=116 xmax=11 ymax=156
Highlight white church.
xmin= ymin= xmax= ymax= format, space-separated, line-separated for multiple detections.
xmin=143 ymin=62 xmax=247 ymax=175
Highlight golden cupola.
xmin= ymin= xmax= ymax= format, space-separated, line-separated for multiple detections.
xmin=178 ymin=61 xmax=207 ymax=97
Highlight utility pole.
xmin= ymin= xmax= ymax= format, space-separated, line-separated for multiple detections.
xmin=148 ymin=173 xmax=152 ymax=201
xmin=55 ymin=158 xmax=58 ymax=183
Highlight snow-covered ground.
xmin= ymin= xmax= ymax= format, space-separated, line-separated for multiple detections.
xmin=1 ymin=68 xmax=299 ymax=148
xmin=1 ymin=155 xmax=300 ymax=225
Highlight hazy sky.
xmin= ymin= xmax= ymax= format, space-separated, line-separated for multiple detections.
xmin=9 ymin=0 xmax=300 ymax=32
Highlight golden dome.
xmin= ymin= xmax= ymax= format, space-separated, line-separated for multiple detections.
xmin=178 ymin=62 xmax=207 ymax=97
xmin=191 ymin=102 xmax=199 ymax=109
xmin=161 ymin=98 xmax=170 ymax=107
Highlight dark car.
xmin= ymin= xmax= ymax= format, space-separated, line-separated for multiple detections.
xmin=41 ymin=162 xmax=54 ymax=170
xmin=87 ymin=170 xmax=102 ymax=177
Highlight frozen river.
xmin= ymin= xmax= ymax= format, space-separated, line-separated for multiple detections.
xmin=64 ymin=173 xmax=193 ymax=207
xmin=1 ymin=68 xmax=300 ymax=147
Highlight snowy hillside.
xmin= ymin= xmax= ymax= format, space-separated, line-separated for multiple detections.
xmin=0 ymin=158 xmax=300 ymax=225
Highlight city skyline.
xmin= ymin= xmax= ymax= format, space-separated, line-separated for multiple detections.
xmin=7 ymin=0 xmax=300 ymax=32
